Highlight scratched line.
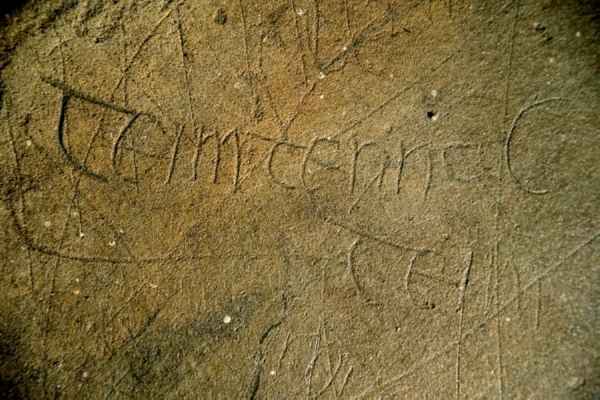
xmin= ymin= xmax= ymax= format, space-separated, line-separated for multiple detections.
xmin=350 ymin=229 xmax=600 ymax=399
xmin=324 ymin=216 xmax=433 ymax=255
xmin=331 ymin=53 xmax=455 ymax=141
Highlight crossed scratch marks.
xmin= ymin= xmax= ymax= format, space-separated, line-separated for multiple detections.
xmin=284 ymin=0 xmax=413 ymax=85
xmin=2 ymin=95 xmax=37 ymax=298
xmin=331 ymin=52 xmax=455 ymax=141
xmin=349 ymin=230 xmax=600 ymax=399
xmin=270 ymin=236 xmax=355 ymax=398
xmin=43 ymin=73 xmax=315 ymax=194
xmin=15 ymin=9 xmax=210 ymax=266
xmin=41 ymin=77 xmax=153 ymax=184
xmin=247 ymin=2 xmax=321 ymax=135
xmin=89 ymin=282 xmax=185 ymax=397
xmin=3 ymin=174 xmax=205 ymax=266
xmin=287 ymin=0 xmax=323 ymax=76
xmin=115 ymin=3 xmax=179 ymax=95
xmin=238 ymin=82 xmax=316 ymax=188
xmin=320 ymin=1 xmax=415 ymax=75
xmin=304 ymin=320 xmax=353 ymax=399
xmin=326 ymin=216 xmax=433 ymax=255
xmin=41 ymin=76 xmax=143 ymax=116
xmin=10 ymin=5 xmax=190 ymax=396
xmin=332 ymin=217 xmax=454 ymax=308
xmin=1 ymin=91 xmax=148 ymax=266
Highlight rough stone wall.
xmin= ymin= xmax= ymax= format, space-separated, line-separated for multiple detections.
xmin=0 ymin=1 xmax=599 ymax=399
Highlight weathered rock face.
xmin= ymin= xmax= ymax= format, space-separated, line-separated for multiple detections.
xmin=0 ymin=1 xmax=599 ymax=399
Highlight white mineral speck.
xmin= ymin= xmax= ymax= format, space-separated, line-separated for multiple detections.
xmin=431 ymin=89 xmax=438 ymax=97
xmin=223 ymin=315 xmax=232 ymax=324
xmin=108 ymin=240 xmax=116 ymax=247
xmin=43 ymin=221 xmax=51 ymax=228
xmin=567 ymin=376 xmax=585 ymax=390
xmin=576 ymin=31 xmax=581 ymax=38
xmin=270 ymin=370 xmax=276 ymax=376
xmin=319 ymin=94 xmax=325 ymax=100
xmin=319 ymin=71 xmax=326 ymax=80
xmin=296 ymin=8 xmax=305 ymax=16
xmin=25 ymin=140 xmax=32 ymax=147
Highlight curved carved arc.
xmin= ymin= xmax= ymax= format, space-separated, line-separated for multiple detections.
xmin=42 ymin=77 xmax=156 ymax=184
xmin=505 ymin=97 xmax=568 ymax=195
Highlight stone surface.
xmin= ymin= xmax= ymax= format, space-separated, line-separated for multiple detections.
xmin=0 ymin=1 xmax=599 ymax=399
